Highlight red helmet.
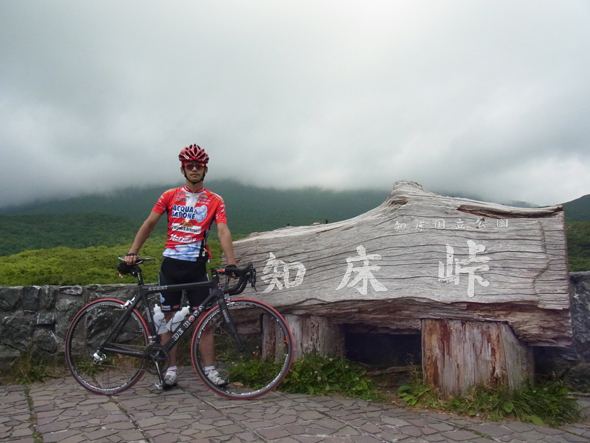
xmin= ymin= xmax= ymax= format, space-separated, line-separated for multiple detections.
xmin=179 ymin=144 xmax=209 ymax=164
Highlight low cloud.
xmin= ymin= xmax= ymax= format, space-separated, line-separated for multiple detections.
xmin=1 ymin=0 xmax=589 ymax=208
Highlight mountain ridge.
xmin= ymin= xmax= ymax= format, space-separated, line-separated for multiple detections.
xmin=1 ymin=179 xmax=586 ymax=221
xmin=0 ymin=180 xmax=588 ymax=266
xmin=0 ymin=180 xmax=391 ymax=231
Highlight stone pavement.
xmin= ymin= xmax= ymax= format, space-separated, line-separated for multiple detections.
xmin=2 ymin=367 xmax=590 ymax=443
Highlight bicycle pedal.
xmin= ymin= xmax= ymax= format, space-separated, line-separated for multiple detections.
xmin=155 ymin=381 xmax=178 ymax=391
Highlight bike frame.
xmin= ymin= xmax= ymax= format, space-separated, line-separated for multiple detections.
xmin=66 ymin=260 xmax=293 ymax=399
xmin=95 ymin=268 xmax=238 ymax=368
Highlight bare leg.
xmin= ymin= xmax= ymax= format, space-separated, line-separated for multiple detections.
xmin=199 ymin=324 xmax=214 ymax=367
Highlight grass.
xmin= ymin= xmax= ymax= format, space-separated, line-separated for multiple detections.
xmin=0 ymin=346 xmax=64 ymax=385
xmin=396 ymin=368 xmax=583 ymax=427
xmin=23 ymin=386 xmax=43 ymax=443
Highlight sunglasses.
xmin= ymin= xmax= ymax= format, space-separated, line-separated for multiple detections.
xmin=183 ymin=162 xmax=206 ymax=171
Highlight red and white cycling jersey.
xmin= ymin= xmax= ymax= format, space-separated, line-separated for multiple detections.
xmin=153 ymin=186 xmax=228 ymax=262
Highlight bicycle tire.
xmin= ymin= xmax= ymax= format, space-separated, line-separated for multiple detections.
xmin=64 ymin=299 xmax=149 ymax=395
xmin=191 ymin=298 xmax=293 ymax=399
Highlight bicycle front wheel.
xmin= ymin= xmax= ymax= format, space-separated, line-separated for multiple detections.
xmin=191 ymin=298 xmax=293 ymax=399
xmin=64 ymin=299 xmax=149 ymax=395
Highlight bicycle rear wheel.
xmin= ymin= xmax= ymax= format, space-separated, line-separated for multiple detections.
xmin=65 ymin=299 xmax=149 ymax=395
xmin=191 ymin=298 xmax=293 ymax=399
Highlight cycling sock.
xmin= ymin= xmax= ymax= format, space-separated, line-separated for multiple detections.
xmin=204 ymin=366 xmax=215 ymax=373
xmin=167 ymin=366 xmax=178 ymax=373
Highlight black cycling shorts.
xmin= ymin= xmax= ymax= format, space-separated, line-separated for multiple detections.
xmin=158 ymin=257 xmax=209 ymax=312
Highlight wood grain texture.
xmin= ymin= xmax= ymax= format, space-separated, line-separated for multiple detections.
xmin=284 ymin=314 xmax=344 ymax=360
xmin=232 ymin=181 xmax=572 ymax=346
xmin=422 ymin=319 xmax=534 ymax=397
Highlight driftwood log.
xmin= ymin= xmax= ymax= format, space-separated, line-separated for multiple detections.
xmin=231 ymin=180 xmax=571 ymax=395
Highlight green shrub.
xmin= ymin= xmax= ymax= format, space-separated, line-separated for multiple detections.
xmin=279 ymin=351 xmax=388 ymax=401
xmin=225 ymin=351 xmax=387 ymax=401
xmin=227 ymin=358 xmax=285 ymax=390
xmin=398 ymin=376 xmax=582 ymax=427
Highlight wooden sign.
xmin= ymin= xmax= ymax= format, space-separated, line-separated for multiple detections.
xmin=233 ymin=180 xmax=571 ymax=347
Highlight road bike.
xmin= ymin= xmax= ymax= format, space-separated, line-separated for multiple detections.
xmin=64 ymin=258 xmax=293 ymax=400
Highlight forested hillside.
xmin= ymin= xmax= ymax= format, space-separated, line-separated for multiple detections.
xmin=0 ymin=180 xmax=389 ymax=256
xmin=0 ymin=179 xmax=390 ymax=229
xmin=562 ymin=194 xmax=590 ymax=222
xmin=0 ymin=213 xmax=167 ymax=257
xmin=560 ymin=196 xmax=590 ymax=272
xmin=0 ymin=184 xmax=169 ymax=220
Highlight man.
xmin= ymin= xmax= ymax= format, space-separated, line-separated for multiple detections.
xmin=125 ymin=144 xmax=236 ymax=389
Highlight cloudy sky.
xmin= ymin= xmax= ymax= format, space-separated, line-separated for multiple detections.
xmin=1 ymin=0 xmax=589 ymax=208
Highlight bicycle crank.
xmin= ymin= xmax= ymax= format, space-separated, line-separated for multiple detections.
xmin=143 ymin=344 xmax=170 ymax=375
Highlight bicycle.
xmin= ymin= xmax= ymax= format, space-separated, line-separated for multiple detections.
xmin=64 ymin=258 xmax=293 ymax=400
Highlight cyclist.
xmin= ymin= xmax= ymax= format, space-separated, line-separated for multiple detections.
xmin=125 ymin=144 xmax=236 ymax=389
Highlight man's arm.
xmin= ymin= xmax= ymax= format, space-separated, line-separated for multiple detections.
xmin=125 ymin=211 xmax=162 ymax=264
xmin=217 ymin=222 xmax=236 ymax=266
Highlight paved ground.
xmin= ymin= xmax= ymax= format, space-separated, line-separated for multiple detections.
xmin=2 ymin=367 xmax=590 ymax=443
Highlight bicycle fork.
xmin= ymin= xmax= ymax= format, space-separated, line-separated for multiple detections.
xmin=218 ymin=301 xmax=246 ymax=352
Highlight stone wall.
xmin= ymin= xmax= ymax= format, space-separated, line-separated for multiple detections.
xmin=0 ymin=284 xmax=136 ymax=372
xmin=2 ymin=273 xmax=590 ymax=378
